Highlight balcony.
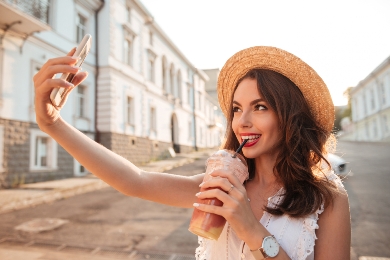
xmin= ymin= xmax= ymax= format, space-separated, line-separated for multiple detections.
xmin=0 ymin=0 xmax=51 ymax=35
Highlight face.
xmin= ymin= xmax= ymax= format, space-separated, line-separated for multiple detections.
xmin=232 ymin=78 xmax=281 ymax=160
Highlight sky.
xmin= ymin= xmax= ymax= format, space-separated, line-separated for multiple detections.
xmin=139 ymin=0 xmax=390 ymax=106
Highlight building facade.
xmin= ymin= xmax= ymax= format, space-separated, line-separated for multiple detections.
xmin=341 ymin=55 xmax=390 ymax=141
xmin=0 ymin=0 xmax=225 ymax=188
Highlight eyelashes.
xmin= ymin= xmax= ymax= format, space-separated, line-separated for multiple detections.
xmin=232 ymin=104 xmax=267 ymax=113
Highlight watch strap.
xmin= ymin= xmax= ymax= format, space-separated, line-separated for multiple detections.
xmin=250 ymin=248 xmax=267 ymax=260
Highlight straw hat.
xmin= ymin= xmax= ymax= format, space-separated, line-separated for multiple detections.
xmin=217 ymin=46 xmax=334 ymax=133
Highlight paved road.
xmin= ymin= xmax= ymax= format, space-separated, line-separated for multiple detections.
xmin=1 ymin=141 xmax=389 ymax=260
xmin=0 ymin=154 xmax=208 ymax=260
xmin=336 ymin=141 xmax=390 ymax=259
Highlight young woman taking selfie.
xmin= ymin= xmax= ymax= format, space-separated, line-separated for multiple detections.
xmin=33 ymin=46 xmax=351 ymax=260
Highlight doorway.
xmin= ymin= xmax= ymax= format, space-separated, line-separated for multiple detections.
xmin=171 ymin=113 xmax=180 ymax=153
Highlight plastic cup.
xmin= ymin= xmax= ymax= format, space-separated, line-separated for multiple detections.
xmin=188 ymin=149 xmax=248 ymax=240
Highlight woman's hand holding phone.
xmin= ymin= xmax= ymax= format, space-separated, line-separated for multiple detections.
xmin=33 ymin=48 xmax=88 ymax=131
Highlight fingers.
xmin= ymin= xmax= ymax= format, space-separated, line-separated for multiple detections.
xmin=35 ymin=62 xmax=81 ymax=86
xmin=67 ymin=47 xmax=77 ymax=56
xmin=209 ymin=170 xmax=243 ymax=188
xmin=200 ymin=176 xmax=238 ymax=194
xmin=193 ymin=201 xmax=230 ymax=218
xmin=33 ymin=47 xmax=79 ymax=86
xmin=71 ymin=71 xmax=88 ymax=86
xmin=37 ymin=78 xmax=75 ymax=95
xmin=196 ymin=185 xmax=246 ymax=206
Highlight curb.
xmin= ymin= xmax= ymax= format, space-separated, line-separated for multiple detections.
xmin=0 ymin=179 xmax=109 ymax=215
xmin=0 ymin=152 xmax=210 ymax=215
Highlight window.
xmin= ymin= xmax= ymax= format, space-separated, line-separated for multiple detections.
xmin=30 ymin=129 xmax=57 ymax=170
xmin=380 ymin=82 xmax=386 ymax=105
xmin=177 ymin=71 xmax=182 ymax=99
xmin=35 ymin=137 xmax=48 ymax=167
xmin=373 ymin=119 xmax=378 ymax=138
xmin=188 ymin=120 xmax=192 ymax=140
xmin=76 ymin=14 xmax=87 ymax=43
xmin=125 ymin=5 xmax=131 ymax=23
xmin=0 ymin=125 xmax=4 ymax=172
xmin=30 ymin=63 xmax=42 ymax=121
xmin=76 ymin=85 xmax=86 ymax=117
xmin=365 ymin=122 xmax=370 ymax=139
xmin=187 ymin=68 xmax=193 ymax=84
xmin=147 ymin=49 xmax=156 ymax=82
xmin=187 ymin=84 xmax=192 ymax=105
xmin=383 ymin=115 xmax=389 ymax=134
xmin=170 ymin=65 xmax=175 ymax=95
xmin=370 ymin=89 xmax=375 ymax=110
xmin=198 ymin=91 xmax=202 ymax=110
xmin=126 ymin=97 xmax=134 ymax=125
xmin=363 ymin=94 xmax=367 ymax=116
xmin=147 ymin=58 xmax=155 ymax=82
xmin=149 ymin=31 xmax=153 ymax=46
xmin=162 ymin=57 xmax=167 ymax=91
xmin=150 ymin=107 xmax=156 ymax=133
xmin=124 ymin=37 xmax=133 ymax=66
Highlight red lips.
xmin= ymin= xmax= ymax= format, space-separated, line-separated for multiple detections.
xmin=240 ymin=133 xmax=261 ymax=147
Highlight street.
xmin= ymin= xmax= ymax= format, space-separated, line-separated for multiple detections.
xmin=0 ymin=141 xmax=389 ymax=259
xmin=336 ymin=141 xmax=390 ymax=259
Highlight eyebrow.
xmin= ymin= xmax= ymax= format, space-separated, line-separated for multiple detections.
xmin=233 ymin=98 xmax=264 ymax=106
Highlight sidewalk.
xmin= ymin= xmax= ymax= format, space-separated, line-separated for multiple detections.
xmin=0 ymin=149 xmax=215 ymax=215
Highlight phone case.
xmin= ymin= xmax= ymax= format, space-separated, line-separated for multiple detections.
xmin=50 ymin=34 xmax=92 ymax=107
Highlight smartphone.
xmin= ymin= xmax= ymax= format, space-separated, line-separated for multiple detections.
xmin=50 ymin=34 xmax=92 ymax=107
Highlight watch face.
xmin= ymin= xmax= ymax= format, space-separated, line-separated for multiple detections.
xmin=263 ymin=236 xmax=279 ymax=257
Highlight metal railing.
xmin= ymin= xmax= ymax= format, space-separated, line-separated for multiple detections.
xmin=3 ymin=0 xmax=50 ymax=24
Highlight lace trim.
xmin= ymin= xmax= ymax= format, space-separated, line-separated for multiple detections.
xmin=292 ymin=204 xmax=324 ymax=260
xmin=195 ymin=236 xmax=208 ymax=260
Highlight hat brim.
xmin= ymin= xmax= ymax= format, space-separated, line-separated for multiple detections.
xmin=217 ymin=46 xmax=335 ymax=133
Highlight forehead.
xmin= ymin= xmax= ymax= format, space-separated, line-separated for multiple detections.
xmin=233 ymin=78 xmax=262 ymax=100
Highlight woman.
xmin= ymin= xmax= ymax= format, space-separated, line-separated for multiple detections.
xmin=33 ymin=46 xmax=351 ymax=260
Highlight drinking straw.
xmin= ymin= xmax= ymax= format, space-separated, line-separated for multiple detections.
xmin=232 ymin=139 xmax=248 ymax=158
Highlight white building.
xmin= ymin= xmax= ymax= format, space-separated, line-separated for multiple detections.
xmin=341 ymin=55 xmax=390 ymax=141
xmin=0 ymin=0 xmax=224 ymax=188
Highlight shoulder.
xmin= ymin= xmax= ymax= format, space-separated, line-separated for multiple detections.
xmin=314 ymin=172 xmax=351 ymax=259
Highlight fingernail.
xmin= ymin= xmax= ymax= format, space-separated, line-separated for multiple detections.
xmin=195 ymin=192 xmax=201 ymax=196
xmin=193 ymin=203 xmax=200 ymax=207
xmin=65 ymin=82 xmax=74 ymax=87
xmin=72 ymin=66 xmax=81 ymax=70
xmin=199 ymin=182 xmax=204 ymax=187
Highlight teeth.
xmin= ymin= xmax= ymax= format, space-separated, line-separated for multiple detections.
xmin=241 ymin=135 xmax=260 ymax=140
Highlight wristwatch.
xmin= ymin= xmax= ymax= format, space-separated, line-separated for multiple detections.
xmin=250 ymin=235 xmax=280 ymax=259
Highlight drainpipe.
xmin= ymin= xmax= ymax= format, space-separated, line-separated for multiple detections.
xmin=94 ymin=0 xmax=105 ymax=143
xmin=192 ymin=76 xmax=198 ymax=151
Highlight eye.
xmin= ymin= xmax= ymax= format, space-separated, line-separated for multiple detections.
xmin=254 ymin=104 xmax=267 ymax=111
xmin=232 ymin=106 xmax=241 ymax=113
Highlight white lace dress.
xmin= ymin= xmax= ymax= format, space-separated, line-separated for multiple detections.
xmin=195 ymin=171 xmax=344 ymax=260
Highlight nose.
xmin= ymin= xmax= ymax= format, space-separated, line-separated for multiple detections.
xmin=237 ymin=110 xmax=252 ymax=129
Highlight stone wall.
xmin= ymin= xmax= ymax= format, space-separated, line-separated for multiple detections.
xmin=0 ymin=119 xmax=199 ymax=188
xmin=98 ymin=132 xmax=195 ymax=164
xmin=0 ymin=119 xmax=76 ymax=188
xmin=99 ymin=132 xmax=169 ymax=164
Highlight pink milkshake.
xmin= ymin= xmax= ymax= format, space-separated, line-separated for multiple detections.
xmin=188 ymin=147 xmax=249 ymax=240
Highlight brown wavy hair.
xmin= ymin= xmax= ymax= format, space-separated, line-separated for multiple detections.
xmin=222 ymin=69 xmax=337 ymax=217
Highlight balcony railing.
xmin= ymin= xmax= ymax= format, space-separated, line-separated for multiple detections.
xmin=3 ymin=0 xmax=50 ymax=24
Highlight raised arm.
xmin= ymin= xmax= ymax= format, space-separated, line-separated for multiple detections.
xmin=33 ymin=49 xmax=203 ymax=208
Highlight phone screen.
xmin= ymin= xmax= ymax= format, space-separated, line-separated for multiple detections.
xmin=65 ymin=44 xmax=89 ymax=83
